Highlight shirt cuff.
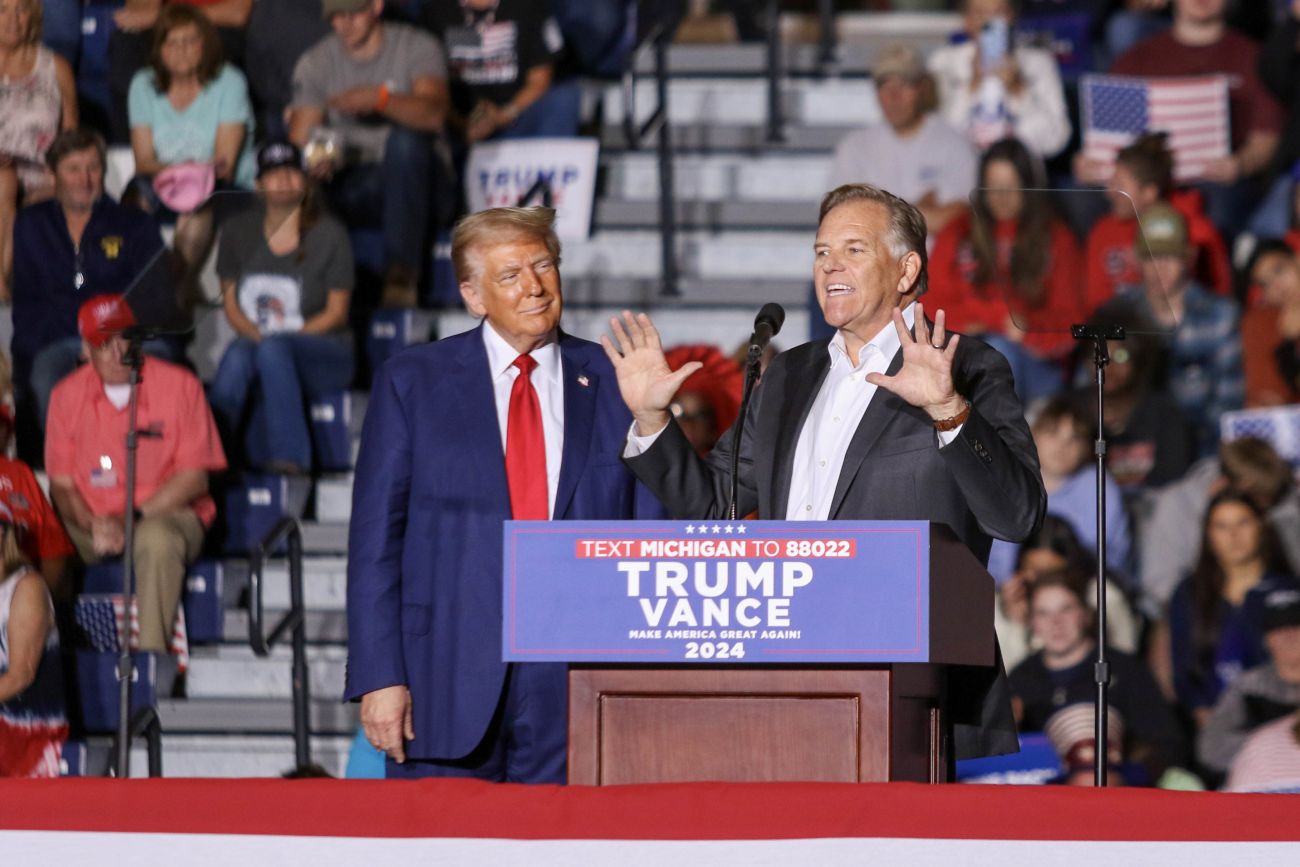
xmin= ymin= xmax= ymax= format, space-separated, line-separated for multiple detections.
xmin=624 ymin=420 xmax=668 ymax=458
xmin=937 ymin=423 xmax=963 ymax=448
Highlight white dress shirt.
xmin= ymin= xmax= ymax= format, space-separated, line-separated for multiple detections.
xmin=626 ymin=304 xmax=961 ymax=519
xmin=482 ymin=321 xmax=564 ymax=518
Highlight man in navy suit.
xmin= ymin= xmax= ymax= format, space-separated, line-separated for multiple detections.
xmin=345 ymin=206 xmax=659 ymax=782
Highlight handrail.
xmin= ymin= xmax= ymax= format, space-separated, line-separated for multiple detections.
xmin=248 ymin=515 xmax=311 ymax=769
xmin=765 ymin=0 xmax=783 ymax=143
xmin=622 ymin=7 xmax=679 ymax=297
xmin=110 ymin=706 xmax=163 ymax=777
xmin=517 ymin=175 xmax=555 ymax=208
xmin=817 ymin=0 xmax=837 ymax=71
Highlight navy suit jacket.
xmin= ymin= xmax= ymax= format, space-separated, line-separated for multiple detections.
xmin=345 ymin=325 xmax=661 ymax=761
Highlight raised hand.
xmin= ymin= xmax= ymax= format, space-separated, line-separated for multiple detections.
xmin=864 ymin=303 xmax=965 ymax=420
xmin=600 ymin=311 xmax=703 ymax=436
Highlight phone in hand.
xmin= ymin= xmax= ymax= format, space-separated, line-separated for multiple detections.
xmin=979 ymin=18 xmax=1010 ymax=74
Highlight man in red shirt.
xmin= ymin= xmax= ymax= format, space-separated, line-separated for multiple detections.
xmin=45 ymin=295 xmax=226 ymax=652
xmin=1104 ymin=0 xmax=1282 ymax=235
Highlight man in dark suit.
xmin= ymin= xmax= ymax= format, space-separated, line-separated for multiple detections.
xmin=346 ymin=206 xmax=659 ymax=782
xmin=603 ymin=183 xmax=1047 ymax=759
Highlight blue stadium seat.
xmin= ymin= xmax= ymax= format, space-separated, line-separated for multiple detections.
xmin=74 ymin=647 xmax=161 ymax=732
xmin=366 ymin=308 xmax=434 ymax=375
xmin=77 ymin=1 xmax=125 ymax=131
xmin=82 ymin=559 xmax=225 ymax=644
xmin=243 ymin=391 xmax=354 ymax=474
xmin=212 ymin=472 xmax=311 ymax=555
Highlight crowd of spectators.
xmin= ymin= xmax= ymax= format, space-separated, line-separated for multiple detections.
xmin=3 ymin=0 xmax=1300 ymax=789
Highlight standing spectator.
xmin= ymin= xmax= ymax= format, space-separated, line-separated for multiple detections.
xmin=45 ymin=295 xmax=227 ymax=654
xmin=926 ymin=0 xmax=1072 ymax=158
xmin=0 ymin=0 xmax=78 ymax=303
xmin=1128 ymin=203 xmax=1242 ymax=456
xmin=9 ymin=129 xmax=171 ymax=457
xmin=0 ymin=504 xmax=66 ymax=778
xmin=108 ymin=1 xmax=254 ymax=144
xmin=208 ymin=141 xmax=355 ymax=474
xmin=928 ymin=138 xmax=1085 ymax=404
xmin=1104 ymin=0 xmax=1282 ymax=236
xmin=1243 ymin=240 xmax=1300 ymax=406
xmin=126 ymin=5 xmax=256 ymax=298
xmin=1084 ymin=132 xmax=1232 ymax=314
xmin=244 ymin=0 xmax=331 ymax=140
xmin=1009 ymin=572 xmax=1186 ymax=785
xmin=1198 ymin=586 xmax=1300 ymax=778
xmin=987 ymin=396 xmax=1131 ymax=587
xmin=1159 ymin=491 xmax=1298 ymax=726
xmin=829 ymin=44 xmax=977 ymax=235
xmin=289 ymin=0 xmax=451 ymax=309
xmin=423 ymin=0 xmax=578 ymax=142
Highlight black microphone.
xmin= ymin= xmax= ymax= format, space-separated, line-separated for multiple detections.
xmin=747 ymin=303 xmax=785 ymax=360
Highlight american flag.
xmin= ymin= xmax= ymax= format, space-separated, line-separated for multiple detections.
xmin=1080 ymin=74 xmax=1230 ymax=182
xmin=74 ymin=594 xmax=189 ymax=671
xmin=1220 ymin=405 xmax=1300 ymax=469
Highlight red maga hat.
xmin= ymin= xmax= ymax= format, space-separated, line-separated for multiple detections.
xmin=77 ymin=294 xmax=136 ymax=347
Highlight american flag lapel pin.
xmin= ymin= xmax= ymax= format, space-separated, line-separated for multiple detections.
xmin=577 ymin=375 xmax=590 ymax=388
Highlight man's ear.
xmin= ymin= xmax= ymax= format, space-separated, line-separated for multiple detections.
xmin=896 ymin=251 xmax=922 ymax=296
xmin=459 ymin=282 xmax=486 ymax=318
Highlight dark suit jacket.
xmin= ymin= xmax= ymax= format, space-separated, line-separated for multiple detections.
xmin=345 ymin=326 xmax=661 ymax=761
xmin=625 ymin=330 xmax=1047 ymax=759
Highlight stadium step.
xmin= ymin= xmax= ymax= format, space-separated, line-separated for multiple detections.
xmin=185 ymin=645 xmax=347 ymax=701
xmin=603 ymin=153 xmax=835 ymax=204
xmin=220 ymin=609 xmax=349 ymax=645
xmin=156 ymin=697 xmax=358 ymax=736
xmin=95 ymin=735 xmax=354 ymax=778
xmin=595 ymin=198 xmax=819 ymax=231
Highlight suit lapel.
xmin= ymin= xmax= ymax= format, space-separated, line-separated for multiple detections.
xmin=454 ymin=325 xmax=511 ymax=510
xmin=772 ymin=346 xmax=831 ymax=518
xmin=828 ymin=345 xmax=906 ymax=518
xmin=554 ymin=336 xmax=595 ymax=519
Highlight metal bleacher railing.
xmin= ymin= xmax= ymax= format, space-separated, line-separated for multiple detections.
xmin=764 ymin=0 xmax=840 ymax=142
xmin=247 ymin=516 xmax=311 ymax=769
xmin=622 ymin=5 xmax=680 ymax=297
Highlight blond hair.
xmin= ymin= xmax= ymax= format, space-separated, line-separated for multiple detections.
xmin=451 ymin=207 xmax=562 ymax=284
xmin=818 ymin=184 xmax=929 ymax=295
xmin=0 ymin=524 xmax=31 ymax=578
xmin=13 ymin=0 xmax=42 ymax=46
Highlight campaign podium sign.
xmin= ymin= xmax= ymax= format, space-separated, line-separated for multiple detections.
xmin=503 ymin=519 xmax=991 ymax=666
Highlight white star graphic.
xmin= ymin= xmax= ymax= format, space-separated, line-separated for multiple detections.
xmin=723 ymin=524 xmax=734 ymax=534
xmin=685 ymin=524 xmax=695 ymax=534
xmin=711 ymin=524 xmax=722 ymax=534
xmin=736 ymin=524 xmax=747 ymax=534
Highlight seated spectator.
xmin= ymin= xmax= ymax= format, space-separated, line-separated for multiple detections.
xmin=662 ymin=344 xmax=743 ymax=459
xmin=244 ymin=0 xmax=330 ymax=139
xmin=926 ymin=0 xmax=1072 ymax=158
xmin=10 ymin=129 xmax=173 ymax=461
xmin=0 ymin=0 xmax=77 ymax=302
xmin=289 ymin=0 xmax=451 ymax=309
xmin=1122 ymin=204 xmax=1242 ymax=456
xmin=928 ymin=137 xmax=1084 ymax=404
xmin=46 ymin=296 xmax=227 ymax=654
xmin=1009 ymin=572 xmax=1185 ymax=785
xmin=987 ymin=397 xmax=1131 ymax=585
xmin=208 ymin=141 xmax=354 ymax=474
xmin=423 ymin=0 xmax=579 ymax=142
xmin=126 ymin=4 xmax=256 ymax=300
xmin=1224 ymin=712 xmax=1300 ymax=793
xmin=1071 ymin=304 xmax=1192 ymax=500
xmin=1160 ymin=490 xmax=1298 ymax=726
xmin=1085 ymin=133 xmax=1232 ymax=314
xmin=0 ymin=505 xmax=67 ymax=778
xmin=1101 ymin=0 xmax=1282 ymax=237
xmin=109 ymin=1 xmax=254 ymax=144
xmin=1198 ymin=587 xmax=1300 ymax=779
xmin=829 ymin=44 xmax=976 ymax=235
xmin=1139 ymin=438 xmax=1300 ymax=622
xmin=1042 ymin=701 xmax=1126 ymax=786
xmin=1244 ymin=240 xmax=1300 ymax=407
xmin=996 ymin=515 xmax=1140 ymax=672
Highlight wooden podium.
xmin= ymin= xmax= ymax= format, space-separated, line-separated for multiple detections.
xmin=563 ymin=524 xmax=993 ymax=785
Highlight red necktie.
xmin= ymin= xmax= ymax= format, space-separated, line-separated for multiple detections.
xmin=506 ymin=354 xmax=548 ymax=520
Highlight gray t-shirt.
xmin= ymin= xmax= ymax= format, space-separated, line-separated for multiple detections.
xmin=291 ymin=23 xmax=447 ymax=163
xmin=216 ymin=205 xmax=354 ymax=339
xmin=829 ymin=114 xmax=978 ymax=208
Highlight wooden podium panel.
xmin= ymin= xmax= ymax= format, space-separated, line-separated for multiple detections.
xmin=569 ymin=666 xmax=946 ymax=785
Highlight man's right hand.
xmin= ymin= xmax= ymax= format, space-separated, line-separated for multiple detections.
xmin=600 ymin=311 xmax=702 ymax=438
xmin=91 ymin=515 xmax=125 ymax=557
xmin=361 ymin=684 xmax=414 ymax=763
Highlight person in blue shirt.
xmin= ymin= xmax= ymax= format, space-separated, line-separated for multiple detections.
xmin=9 ymin=128 xmax=173 ymax=463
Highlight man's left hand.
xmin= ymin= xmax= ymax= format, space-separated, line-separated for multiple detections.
xmin=329 ymin=85 xmax=383 ymax=116
xmin=91 ymin=515 xmax=126 ymax=557
xmin=865 ymin=303 xmax=965 ymax=421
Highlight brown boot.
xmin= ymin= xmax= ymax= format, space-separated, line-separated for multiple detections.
xmin=382 ymin=265 xmax=419 ymax=309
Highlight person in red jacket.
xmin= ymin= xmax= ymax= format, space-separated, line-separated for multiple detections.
xmin=928 ymin=137 xmax=1083 ymax=404
xmin=1085 ymin=133 xmax=1232 ymax=316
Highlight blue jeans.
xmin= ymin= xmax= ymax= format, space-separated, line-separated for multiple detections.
xmin=549 ymin=0 xmax=632 ymax=77
xmin=29 ymin=335 xmax=177 ymax=429
xmin=208 ymin=334 xmax=354 ymax=469
xmin=981 ymin=334 xmax=1067 ymax=406
xmin=41 ymin=0 xmax=83 ymax=67
xmin=1104 ymin=12 xmax=1169 ymax=63
xmin=325 ymin=127 xmax=444 ymax=273
xmin=1248 ymin=174 xmax=1294 ymax=239
xmin=494 ymin=80 xmax=582 ymax=140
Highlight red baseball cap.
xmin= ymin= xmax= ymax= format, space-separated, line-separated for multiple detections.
xmin=78 ymin=294 xmax=136 ymax=347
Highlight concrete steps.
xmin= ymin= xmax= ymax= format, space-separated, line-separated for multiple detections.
xmin=157 ymin=697 xmax=358 ymax=736
xmin=185 ymin=645 xmax=347 ymax=701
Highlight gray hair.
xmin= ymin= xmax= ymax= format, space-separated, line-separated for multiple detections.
xmin=818 ymin=183 xmax=929 ymax=295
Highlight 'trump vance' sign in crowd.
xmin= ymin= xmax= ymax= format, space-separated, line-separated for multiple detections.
xmin=503 ymin=521 xmax=934 ymax=663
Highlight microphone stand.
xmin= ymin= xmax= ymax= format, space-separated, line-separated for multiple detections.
xmin=1070 ymin=322 xmax=1125 ymax=788
xmin=114 ymin=333 xmax=149 ymax=778
xmin=728 ymin=345 xmax=764 ymax=520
